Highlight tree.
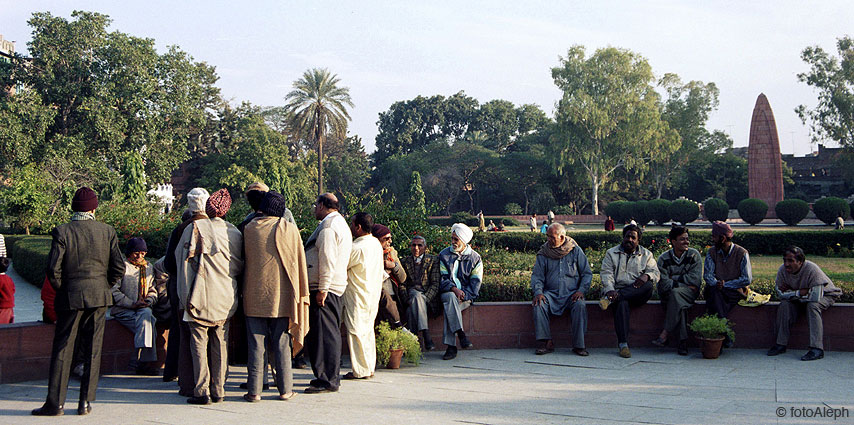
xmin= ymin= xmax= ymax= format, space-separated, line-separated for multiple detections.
xmin=550 ymin=45 xmax=678 ymax=215
xmin=408 ymin=171 xmax=427 ymax=218
xmin=323 ymin=135 xmax=370 ymax=201
xmin=285 ymin=68 xmax=353 ymax=194
xmin=120 ymin=151 xmax=147 ymax=201
xmin=796 ymin=37 xmax=854 ymax=149
xmin=0 ymin=164 xmax=55 ymax=234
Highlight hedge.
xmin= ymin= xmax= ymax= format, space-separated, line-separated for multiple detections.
xmin=775 ymin=199 xmax=810 ymax=226
xmin=669 ymin=199 xmax=699 ymax=225
xmin=427 ymin=216 xmax=519 ymax=227
xmin=814 ymin=197 xmax=851 ymax=225
xmin=472 ymin=229 xmax=854 ymax=256
xmin=647 ymin=199 xmax=671 ymax=225
xmin=8 ymin=236 xmax=52 ymax=286
xmin=703 ymin=198 xmax=729 ymax=222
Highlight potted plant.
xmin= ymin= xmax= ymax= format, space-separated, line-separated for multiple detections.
xmin=689 ymin=314 xmax=735 ymax=359
xmin=375 ymin=321 xmax=422 ymax=369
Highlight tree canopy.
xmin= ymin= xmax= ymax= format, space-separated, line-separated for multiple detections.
xmin=797 ymin=36 xmax=854 ymax=149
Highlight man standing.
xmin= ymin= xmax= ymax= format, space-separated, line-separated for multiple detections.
xmin=767 ymin=246 xmax=841 ymax=361
xmin=242 ymin=191 xmax=309 ymax=401
xmin=438 ymin=223 xmax=483 ymax=360
xmin=304 ymin=193 xmax=352 ymax=393
xmin=33 ymin=187 xmax=124 ymax=416
xmin=342 ymin=213 xmax=384 ymax=380
xmin=175 ymin=188 xmax=243 ymax=405
xmin=531 ymin=223 xmax=593 ymax=356
xmin=401 ymin=236 xmax=441 ymax=351
xmin=704 ymin=221 xmax=752 ymax=335
xmin=371 ymin=224 xmax=406 ymax=328
xmin=600 ymin=224 xmax=660 ymax=358
xmin=652 ymin=226 xmax=703 ymax=355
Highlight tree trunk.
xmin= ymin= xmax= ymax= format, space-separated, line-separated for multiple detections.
xmin=591 ymin=174 xmax=600 ymax=216
xmin=317 ymin=126 xmax=324 ymax=195
xmin=523 ymin=188 xmax=530 ymax=215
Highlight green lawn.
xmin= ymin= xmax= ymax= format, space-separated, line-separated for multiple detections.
xmin=750 ymin=254 xmax=854 ymax=284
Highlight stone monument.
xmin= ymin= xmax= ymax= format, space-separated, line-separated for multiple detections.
xmin=748 ymin=93 xmax=784 ymax=218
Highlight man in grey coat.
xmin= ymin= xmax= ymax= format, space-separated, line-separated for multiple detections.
xmin=531 ymin=223 xmax=593 ymax=356
xmin=33 ymin=187 xmax=125 ymax=416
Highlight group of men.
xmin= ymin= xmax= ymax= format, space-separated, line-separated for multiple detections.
xmin=531 ymin=221 xmax=840 ymax=361
xmin=31 ymin=184 xmax=485 ymax=415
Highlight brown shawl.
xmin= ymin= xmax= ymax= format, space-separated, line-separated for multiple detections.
xmin=537 ymin=237 xmax=577 ymax=260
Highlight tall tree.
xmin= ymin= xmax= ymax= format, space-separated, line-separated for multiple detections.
xmin=796 ymin=36 xmax=854 ymax=149
xmin=408 ymin=171 xmax=427 ymax=218
xmin=285 ymin=68 xmax=353 ymax=194
xmin=551 ymin=45 xmax=678 ymax=215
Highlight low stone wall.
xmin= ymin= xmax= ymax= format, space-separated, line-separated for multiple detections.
xmin=3 ymin=301 xmax=850 ymax=383
xmin=423 ymin=301 xmax=854 ymax=352
xmin=0 ymin=319 xmax=168 ymax=384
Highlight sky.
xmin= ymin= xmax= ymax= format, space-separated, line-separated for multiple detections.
xmin=1 ymin=1 xmax=852 ymax=156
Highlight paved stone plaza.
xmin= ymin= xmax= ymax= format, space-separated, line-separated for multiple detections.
xmin=1 ymin=346 xmax=851 ymax=425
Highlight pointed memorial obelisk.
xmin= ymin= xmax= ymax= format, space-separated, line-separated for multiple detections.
xmin=748 ymin=93 xmax=784 ymax=218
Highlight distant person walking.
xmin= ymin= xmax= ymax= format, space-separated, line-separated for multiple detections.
xmin=0 ymin=258 xmax=14 ymax=324
xmin=604 ymin=216 xmax=615 ymax=232
xmin=529 ymin=214 xmax=537 ymax=232
xmin=33 ymin=187 xmax=125 ymax=416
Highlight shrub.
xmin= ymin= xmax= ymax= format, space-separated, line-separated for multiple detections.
xmin=813 ymin=197 xmax=851 ymax=225
xmin=504 ymin=203 xmax=522 ymax=215
xmin=9 ymin=236 xmax=52 ymax=286
xmin=689 ymin=314 xmax=735 ymax=342
xmin=703 ymin=198 xmax=729 ymax=222
xmin=632 ymin=200 xmax=651 ymax=226
xmin=775 ymin=199 xmax=810 ymax=226
xmin=375 ymin=321 xmax=422 ymax=366
xmin=605 ymin=200 xmax=632 ymax=224
xmin=647 ymin=199 xmax=671 ymax=225
xmin=450 ymin=211 xmax=475 ymax=224
xmin=737 ymin=198 xmax=768 ymax=225
xmin=669 ymin=199 xmax=699 ymax=225
xmin=553 ymin=204 xmax=574 ymax=215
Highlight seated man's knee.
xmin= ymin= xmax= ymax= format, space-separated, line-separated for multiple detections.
xmin=441 ymin=291 xmax=455 ymax=304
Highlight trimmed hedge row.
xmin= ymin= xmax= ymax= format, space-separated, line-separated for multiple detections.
xmin=427 ymin=216 xmax=519 ymax=227
xmin=7 ymin=236 xmax=52 ymax=286
xmin=472 ymin=229 xmax=854 ymax=256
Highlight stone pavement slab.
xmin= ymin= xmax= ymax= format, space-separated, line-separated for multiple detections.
xmin=1 ymin=348 xmax=852 ymax=424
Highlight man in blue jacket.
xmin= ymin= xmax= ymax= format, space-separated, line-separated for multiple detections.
xmin=531 ymin=223 xmax=593 ymax=356
xmin=438 ymin=223 xmax=482 ymax=360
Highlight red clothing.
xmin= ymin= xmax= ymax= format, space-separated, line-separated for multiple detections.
xmin=41 ymin=276 xmax=57 ymax=323
xmin=0 ymin=274 xmax=14 ymax=309
xmin=604 ymin=219 xmax=615 ymax=232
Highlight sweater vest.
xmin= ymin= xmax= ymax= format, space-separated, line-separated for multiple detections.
xmin=709 ymin=243 xmax=747 ymax=282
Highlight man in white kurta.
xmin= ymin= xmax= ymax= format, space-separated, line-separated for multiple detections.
xmin=343 ymin=212 xmax=384 ymax=379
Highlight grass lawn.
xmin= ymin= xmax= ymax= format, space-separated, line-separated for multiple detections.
xmin=750 ymin=255 xmax=854 ymax=284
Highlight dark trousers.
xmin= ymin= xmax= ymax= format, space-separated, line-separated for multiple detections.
xmin=245 ymin=316 xmax=292 ymax=395
xmin=163 ymin=277 xmax=180 ymax=378
xmin=609 ymin=281 xmax=653 ymax=344
xmin=377 ymin=287 xmax=401 ymax=324
xmin=45 ymin=307 xmax=107 ymax=408
xmin=177 ymin=316 xmax=195 ymax=395
xmin=306 ymin=290 xmax=341 ymax=390
xmin=705 ymin=285 xmax=743 ymax=319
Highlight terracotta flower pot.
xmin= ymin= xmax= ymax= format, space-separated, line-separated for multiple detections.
xmin=698 ymin=336 xmax=725 ymax=359
xmin=386 ymin=348 xmax=404 ymax=369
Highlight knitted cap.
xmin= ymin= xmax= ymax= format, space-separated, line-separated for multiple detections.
xmin=206 ymin=188 xmax=232 ymax=218
xmin=371 ymin=224 xmax=391 ymax=238
xmin=71 ymin=187 xmax=98 ymax=212
xmin=125 ymin=237 xmax=148 ymax=255
xmin=187 ymin=188 xmax=210 ymax=213
xmin=711 ymin=221 xmax=733 ymax=238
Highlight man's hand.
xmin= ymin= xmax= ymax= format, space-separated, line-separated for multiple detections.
xmin=316 ymin=290 xmax=328 ymax=307
xmin=532 ymin=294 xmax=546 ymax=306
xmin=798 ymin=288 xmax=809 ymax=297
xmin=716 ymin=279 xmax=725 ymax=290
xmin=571 ymin=291 xmax=584 ymax=302
xmin=132 ymin=300 xmax=148 ymax=310
xmin=605 ymin=290 xmax=618 ymax=301
xmin=451 ymin=287 xmax=465 ymax=302
xmin=632 ymin=274 xmax=649 ymax=288
xmin=384 ymin=259 xmax=396 ymax=270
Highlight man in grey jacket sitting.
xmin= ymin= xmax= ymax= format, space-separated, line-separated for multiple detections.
xmin=531 ymin=223 xmax=593 ymax=356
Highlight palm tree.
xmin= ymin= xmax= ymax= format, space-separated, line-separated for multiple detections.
xmin=285 ymin=68 xmax=353 ymax=194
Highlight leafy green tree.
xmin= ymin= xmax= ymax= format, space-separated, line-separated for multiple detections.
xmin=285 ymin=68 xmax=353 ymax=194
xmin=409 ymin=171 xmax=427 ymax=218
xmin=0 ymin=165 xmax=55 ymax=234
xmin=796 ymin=37 xmax=854 ymax=149
xmin=675 ymin=153 xmax=748 ymax=208
xmin=550 ymin=45 xmax=678 ymax=215
xmin=120 ymin=151 xmax=147 ymax=201
xmin=324 ymin=135 xmax=370 ymax=201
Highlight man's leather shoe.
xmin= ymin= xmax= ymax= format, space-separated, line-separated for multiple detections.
xmin=77 ymin=401 xmax=91 ymax=415
xmin=292 ymin=355 xmax=307 ymax=369
xmin=767 ymin=344 xmax=787 ymax=356
xmin=211 ymin=396 xmax=223 ymax=403
xmin=572 ymin=347 xmax=589 ymax=357
xmin=801 ymin=348 xmax=824 ymax=361
xmin=443 ymin=345 xmax=458 ymax=360
xmin=32 ymin=404 xmax=63 ymax=416
xmin=619 ymin=347 xmax=631 ymax=358
xmin=187 ymin=395 xmax=210 ymax=405
xmin=651 ymin=337 xmax=668 ymax=347
xmin=459 ymin=335 xmax=473 ymax=349
xmin=162 ymin=374 xmax=178 ymax=382
xmin=677 ymin=340 xmax=688 ymax=356
xmin=304 ymin=385 xmax=337 ymax=394
xmin=535 ymin=340 xmax=555 ymax=355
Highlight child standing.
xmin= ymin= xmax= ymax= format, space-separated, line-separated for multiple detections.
xmin=0 ymin=257 xmax=14 ymax=324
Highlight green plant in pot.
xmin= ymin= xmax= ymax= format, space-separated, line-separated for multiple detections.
xmin=376 ymin=321 xmax=422 ymax=368
xmin=689 ymin=314 xmax=735 ymax=359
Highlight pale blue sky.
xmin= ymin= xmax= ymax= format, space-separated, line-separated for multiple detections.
xmin=2 ymin=1 xmax=852 ymax=155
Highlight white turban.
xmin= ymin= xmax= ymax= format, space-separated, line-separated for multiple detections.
xmin=451 ymin=223 xmax=473 ymax=244
xmin=187 ymin=188 xmax=210 ymax=213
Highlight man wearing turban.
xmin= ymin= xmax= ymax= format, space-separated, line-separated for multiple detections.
xmin=437 ymin=223 xmax=483 ymax=360
xmin=704 ymin=221 xmax=753 ymax=348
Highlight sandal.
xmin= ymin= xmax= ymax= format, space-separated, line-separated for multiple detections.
xmin=243 ymin=393 xmax=261 ymax=403
xmin=651 ymin=337 xmax=668 ymax=347
xmin=278 ymin=392 xmax=296 ymax=401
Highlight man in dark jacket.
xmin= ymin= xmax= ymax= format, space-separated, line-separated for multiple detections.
xmin=400 ymin=235 xmax=441 ymax=351
xmin=33 ymin=187 xmax=124 ymax=416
